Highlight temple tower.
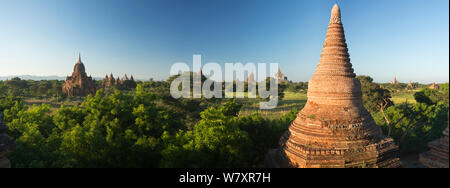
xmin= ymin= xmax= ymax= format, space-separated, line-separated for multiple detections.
xmin=391 ymin=77 xmax=399 ymax=84
xmin=274 ymin=68 xmax=288 ymax=83
xmin=62 ymin=53 xmax=97 ymax=97
xmin=265 ymin=4 xmax=401 ymax=168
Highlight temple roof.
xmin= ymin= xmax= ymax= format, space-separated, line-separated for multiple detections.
xmin=73 ymin=53 xmax=86 ymax=74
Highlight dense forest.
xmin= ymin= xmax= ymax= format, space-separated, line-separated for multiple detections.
xmin=0 ymin=76 xmax=448 ymax=167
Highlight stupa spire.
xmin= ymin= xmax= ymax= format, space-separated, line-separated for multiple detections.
xmin=330 ymin=4 xmax=341 ymax=24
xmin=77 ymin=53 xmax=82 ymax=63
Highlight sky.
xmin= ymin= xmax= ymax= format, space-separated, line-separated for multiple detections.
xmin=0 ymin=0 xmax=448 ymax=83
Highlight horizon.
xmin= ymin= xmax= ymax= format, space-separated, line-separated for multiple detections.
xmin=0 ymin=0 xmax=448 ymax=83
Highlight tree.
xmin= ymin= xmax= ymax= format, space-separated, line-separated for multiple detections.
xmin=160 ymin=101 xmax=253 ymax=167
xmin=373 ymin=102 xmax=448 ymax=152
xmin=414 ymin=87 xmax=448 ymax=106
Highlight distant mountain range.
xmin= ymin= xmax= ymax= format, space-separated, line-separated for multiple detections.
xmin=0 ymin=75 xmax=103 ymax=81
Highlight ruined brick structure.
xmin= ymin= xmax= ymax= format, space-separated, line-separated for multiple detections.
xmin=265 ymin=4 xmax=401 ymax=168
xmin=101 ymin=73 xmax=136 ymax=90
xmin=62 ymin=53 xmax=97 ymax=97
xmin=429 ymin=82 xmax=440 ymax=90
xmin=419 ymin=125 xmax=449 ymax=168
xmin=0 ymin=112 xmax=15 ymax=168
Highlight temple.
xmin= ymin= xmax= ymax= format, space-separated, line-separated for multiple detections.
xmin=0 ymin=112 xmax=15 ymax=168
xmin=265 ymin=4 xmax=401 ymax=168
xmin=274 ymin=68 xmax=288 ymax=83
xmin=429 ymin=82 xmax=440 ymax=90
xmin=101 ymin=73 xmax=137 ymax=90
xmin=419 ymin=125 xmax=449 ymax=168
xmin=391 ymin=76 xmax=399 ymax=84
xmin=62 ymin=53 xmax=98 ymax=97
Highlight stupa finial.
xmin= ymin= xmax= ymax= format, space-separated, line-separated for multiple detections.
xmin=330 ymin=4 xmax=341 ymax=24
xmin=77 ymin=53 xmax=82 ymax=63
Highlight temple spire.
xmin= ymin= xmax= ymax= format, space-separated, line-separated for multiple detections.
xmin=330 ymin=4 xmax=341 ymax=24
xmin=77 ymin=53 xmax=82 ymax=64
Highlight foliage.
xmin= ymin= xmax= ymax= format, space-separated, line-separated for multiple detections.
xmin=414 ymin=88 xmax=447 ymax=105
xmin=0 ymin=78 xmax=65 ymax=99
xmin=373 ymin=102 xmax=448 ymax=152
xmin=357 ymin=75 xmax=393 ymax=114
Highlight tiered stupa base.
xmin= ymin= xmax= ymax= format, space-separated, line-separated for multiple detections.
xmin=265 ymin=109 xmax=401 ymax=168
xmin=265 ymin=139 xmax=401 ymax=168
xmin=419 ymin=126 xmax=449 ymax=168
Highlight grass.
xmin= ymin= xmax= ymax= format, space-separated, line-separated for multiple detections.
xmin=24 ymin=97 xmax=84 ymax=114
xmin=391 ymin=90 xmax=417 ymax=104
xmin=238 ymin=91 xmax=307 ymax=119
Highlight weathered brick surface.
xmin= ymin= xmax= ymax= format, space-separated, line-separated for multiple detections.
xmin=265 ymin=4 xmax=401 ymax=168
xmin=419 ymin=125 xmax=449 ymax=168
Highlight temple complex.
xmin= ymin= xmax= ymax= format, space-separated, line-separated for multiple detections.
xmin=265 ymin=4 xmax=401 ymax=168
xmin=429 ymin=82 xmax=440 ymax=90
xmin=419 ymin=125 xmax=449 ymax=168
xmin=101 ymin=73 xmax=136 ymax=90
xmin=391 ymin=76 xmax=399 ymax=84
xmin=274 ymin=68 xmax=288 ymax=83
xmin=0 ymin=112 xmax=15 ymax=168
xmin=62 ymin=53 xmax=98 ymax=97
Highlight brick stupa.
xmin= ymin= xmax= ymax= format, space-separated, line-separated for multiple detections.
xmin=419 ymin=125 xmax=449 ymax=168
xmin=265 ymin=4 xmax=401 ymax=168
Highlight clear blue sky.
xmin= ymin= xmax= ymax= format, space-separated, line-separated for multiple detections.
xmin=0 ymin=0 xmax=448 ymax=83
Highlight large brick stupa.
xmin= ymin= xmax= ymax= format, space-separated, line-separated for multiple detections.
xmin=265 ymin=4 xmax=401 ymax=168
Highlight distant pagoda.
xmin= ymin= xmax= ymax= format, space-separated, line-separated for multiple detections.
xmin=274 ymin=68 xmax=288 ymax=83
xmin=429 ymin=82 xmax=440 ymax=90
xmin=407 ymin=81 xmax=414 ymax=89
xmin=265 ymin=4 xmax=401 ymax=168
xmin=391 ymin=76 xmax=399 ymax=84
xmin=62 ymin=53 xmax=97 ymax=97
xmin=419 ymin=125 xmax=449 ymax=168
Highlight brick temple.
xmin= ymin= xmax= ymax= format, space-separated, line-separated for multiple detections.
xmin=274 ymin=68 xmax=288 ymax=83
xmin=265 ymin=4 xmax=401 ymax=168
xmin=101 ymin=73 xmax=137 ymax=90
xmin=419 ymin=125 xmax=449 ymax=168
xmin=62 ymin=53 xmax=98 ymax=97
